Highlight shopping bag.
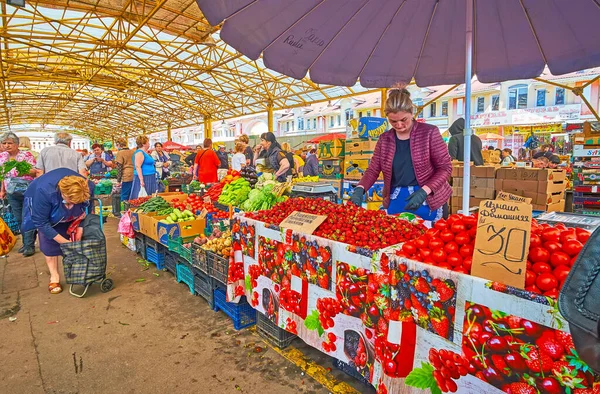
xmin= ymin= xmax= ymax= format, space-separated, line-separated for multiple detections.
xmin=138 ymin=187 xmax=148 ymax=198
xmin=61 ymin=239 xmax=107 ymax=285
xmin=117 ymin=211 xmax=135 ymax=239
xmin=0 ymin=216 xmax=16 ymax=256
xmin=6 ymin=178 xmax=31 ymax=197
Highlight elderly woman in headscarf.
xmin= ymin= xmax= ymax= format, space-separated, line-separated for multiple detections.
xmin=256 ymin=132 xmax=291 ymax=182
xmin=0 ymin=132 xmax=37 ymax=256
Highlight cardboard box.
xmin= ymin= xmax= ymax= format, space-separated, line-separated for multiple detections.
xmin=344 ymin=155 xmax=382 ymax=180
xmin=140 ymin=212 xmax=159 ymax=241
xmin=157 ymin=217 xmax=206 ymax=246
xmin=499 ymin=179 xmax=566 ymax=194
xmin=452 ymin=165 xmax=496 ymax=178
xmin=532 ymin=199 xmax=565 ymax=213
xmin=318 ymin=139 xmax=345 ymax=159
xmin=345 ymin=139 xmax=378 ymax=156
xmin=157 ymin=192 xmax=187 ymax=203
xmin=523 ymin=190 xmax=565 ymax=206
xmin=496 ymin=168 xmax=520 ymax=180
xmin=342 ymin=180 xmax=384 ymax=201
xmin=318 ymin=158 xmax=344 ymax=179
xmin=482 ymin=150 xmax=500 ymax=164
xmin=357 ymin=117 xmax=389 ymax=139
xmin=453 ymin=177 xmax=495 ymax=189
xmin=453 ymin=186 xmax=495 ymax=199
xmin=451 ymin=197 xmax=487 ymax=208
xmin=515 ymin=168 xmax=566 ymax=182
xmin=131 ymin=212 xmax=141 ymax=232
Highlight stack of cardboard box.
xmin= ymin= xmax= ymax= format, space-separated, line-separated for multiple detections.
xmin=318 ymin=138 xmax=344 ymax=190
xmin=495 ymin=168 xmax=566 ymax=212
xmin=450 ymin=165 xmax=497 ymax=213
xmin=343 ymin=139 xmax=383 ymax=210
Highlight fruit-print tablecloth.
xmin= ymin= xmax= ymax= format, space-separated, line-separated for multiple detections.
xmin=226 ymin=216 xmax=598 ymax=394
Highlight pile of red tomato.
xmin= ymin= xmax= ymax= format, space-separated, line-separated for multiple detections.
xmin=396 ymin=214 xmax=477 ymax=274
xmin=526 ymin=221 xmax=589 ymax=297
xmin=396 ymin=214 xmax=591 ymax=299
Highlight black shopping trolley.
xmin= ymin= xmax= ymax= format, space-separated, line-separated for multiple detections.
xmin=61 ymin=200 xmax=113 ymax=298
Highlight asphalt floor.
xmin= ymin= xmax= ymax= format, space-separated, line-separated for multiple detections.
xmin=0 ymin=218 xmax=375 ymax=394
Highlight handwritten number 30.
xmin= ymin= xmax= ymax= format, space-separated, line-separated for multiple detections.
xmin=479 ymin=225 xmax=527 ymax=262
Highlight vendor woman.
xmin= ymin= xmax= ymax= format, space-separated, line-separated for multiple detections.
xmin=22 ymin=168 xmax=95 ymax=294
xmin=349 ymin=88 xmax=452 ymax=220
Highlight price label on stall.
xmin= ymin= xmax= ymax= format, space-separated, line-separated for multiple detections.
xmin=470 ymin=200 xmax=532 ymax=289
xmin=279 ymin=211 xmax=327 ymax=235
xmin=495 ymin=191 xmax=532 ymax=205
xmin=204 ymin=196 xmax=211 ymax=204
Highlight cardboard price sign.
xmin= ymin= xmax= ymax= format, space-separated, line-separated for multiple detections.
xmin=495 ymin=191 xmax=532 ymax=205
xmin=280 ymin=211 xmax=327 ymax=235
xmin=471 ymin=200 xmax=532 ymax=289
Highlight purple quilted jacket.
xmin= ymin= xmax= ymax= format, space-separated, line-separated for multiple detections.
xmin=358 ymin=122 xmax=452 ymax=210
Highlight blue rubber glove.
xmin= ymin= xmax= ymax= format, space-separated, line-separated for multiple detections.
xmin=349 ymin=187 xmax=365 ymax=206
xmin=405 ymin=188 xmax=428 ymax=211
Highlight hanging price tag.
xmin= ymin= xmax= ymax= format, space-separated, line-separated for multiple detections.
xmin=470 ymin=200 xmax=532 ymax=289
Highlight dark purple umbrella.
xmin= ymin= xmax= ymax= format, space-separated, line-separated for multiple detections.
xmin=195 ymin=0 xmax=600 ymax=213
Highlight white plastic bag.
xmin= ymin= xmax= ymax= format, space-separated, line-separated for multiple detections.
xmin=138 ymin=187 xmax=148 ymax=198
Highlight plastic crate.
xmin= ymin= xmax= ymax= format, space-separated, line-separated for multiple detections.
xmin=164 ymin=251 xmax=178 ymax=274
xmin=332 ymin=359 xmax=371 ymax=387
xmin=146 ymin=237 xmax=159 ymax=251
xmin=135 ymin=233 xmax=146 ymax=259
xmin=191 ymin=243 xmax=208 ymax=273
xmin=192 ymin=267 xmax=214 ymax=308
xmin=213 ymin=288 xmax=256 ymax=330
xmin=207 ymin=250 xmax=229 ymax=286
xmin=146 ymin=246 xmax=165 ymax=270
xmin=167 ymin=235 xmax=196 ymax=263
xmin=256 ymin=312 xmax=296 ymax=349
xmin=94 ymin=183 xmax=113 ymax=195
xmin=176 ymin=261 xmax=195 ymax=295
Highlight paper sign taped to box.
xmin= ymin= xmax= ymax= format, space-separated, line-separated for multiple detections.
xmin=471 ymin=200 xmax=532 ymax=289
xmin=280 ymin=211 xmax=327 ymax=235
xmin=495 ymin=191 xmax=532 ymax=204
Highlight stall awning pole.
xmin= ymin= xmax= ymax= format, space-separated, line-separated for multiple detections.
xmin=204 ymin=116 xmax=212 ymax=139
xmin=381 ymin=88 xmax=387 ymax=116
xmin=267 ymin=101 xmax=274 ymax=132
xmin=462 ymin=0 xmax=474 ymax=215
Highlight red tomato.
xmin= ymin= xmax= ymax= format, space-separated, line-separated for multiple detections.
xmin=549 ymin=251 xmax=570 ymax=268
xmin=543 ymin=288 xmax=559 ymax=298
xmin=402 ymin=243 xmax=417 ymax=256
xmin=562 ymin=239 xmax=583 ymax=256
xmin=451 ymin=222 xmax=466 ymax=234
xmin=454 ymin=232 xmax=471 ymax=246
xmin=459 ymin=244 xmax=474 ymax=258
xmin=530 ymin=234 xmax=542 ymax=248
xmin=428 ymin=237 xmax=444 ymax=250
xmin=444 ymin=242 xmax=459 ymax=255
xmin=525 ymin=270 xmax=537 ymax=286
xmin=468 ymin=226 xmax=478 ymax=238
xmin=543 ymin=242 xmax=562 ymax=254
xmin=415 ymin=237 xmax=428 ymax=249
xmin=431 ymin=248 xmax=447 ymax=263
xmin=532 ymin=262 xmax=552 ymax=274
xmin=559 ymin=230 xmax=577 ymax=244
xmin=462 ymin=257 xmax=472 ymax=272
xmin=576 ymin=228 xmax=590 ymax=243
xmin=439 ymin=230 xmax=455 ymax=243
xmin=571 ymin=256 xmax=578 ymax=266
xmin=420 ymin=249 xmax=432 ymax=260
xmin=554 ymin=223 xmax=567 ymax=231
xmin=434 ymin=219 xmax=448 ymax=230
xmin=447 ymin=253 xmax=463 ymax=267
xmin=425 ymin=228 xmax=440 ymax=239
xmin=462 ymin=215 xmax=477 ymax=228
xmin=553 ymin=265 xmax=571 ymax=283
xmin=536 ymin=273 xmax=558 ymax=292
xmin=529 ymin=247 xmax=550 ymax=263
xmin=541 ymin=227 xmax=560 ymax=242
xmin=525 ymin=285 xmax=541 ymax=294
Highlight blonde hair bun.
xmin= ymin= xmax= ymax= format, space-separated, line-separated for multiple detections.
xmin=385 ymin=88 xmax=414 ymax=115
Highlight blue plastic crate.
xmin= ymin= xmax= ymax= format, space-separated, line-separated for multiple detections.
xmin=146 ymin=246 xmax=165 ymax=270
xmin=176 ymin=262 xmax=195 ymax=295
xmin=213 ymin=288 xmax=256 ymax=330
xmin=332 ymin=359 xmax=371 ymax=387
xmin=192 ymin=267 xmax=214 ymax=308
xmin=164 ymin=251 xmax=177 ymax=274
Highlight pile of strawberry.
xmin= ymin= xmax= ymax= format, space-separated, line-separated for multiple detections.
xmin=525 ymin=221 xmax=589 ymax=298
xmin=245 ymin=198 xmax=426 ymax=250
xmin=396 ymin=214 xmax=477 ymax=274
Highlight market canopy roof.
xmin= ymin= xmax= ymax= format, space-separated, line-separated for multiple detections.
xmin=0 ymin=0 xmax=373 ymax=139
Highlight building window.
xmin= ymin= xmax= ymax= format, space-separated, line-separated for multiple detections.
xmin=337 ymin=115 xmax=341 ymax=126
xmin=358 ymin=111 xmax=363 ymax=118
xmin=508 ymin=84 xmax=528 ymax=109
xmin=298 ymin=118 xmax=304 ymax=130
xmin=491 ymin=95 xmax=499 ymax=111
xmin=430 ymin=103 xmax=437 ymax=117
xmin=457 ymin=98 xmax=464 ymax=116
xmin=367 ymin=110 xmax=371 ymax=117
xmin=584 ymin=84 xmax=592 ymax=102
xmin=345 ymin=108 xmax=353 ymax=122
xmin=414 ymin=99 xmax=424 ymax=119
xmin=329 ymin=116 xmax=334 ymax=127
xmin=555 ymin=88 xmax=565 ymax=105
xmin=536 ymin=89 xmax=546 ymax=107
xmin=476 ymin=97 xmax=485 ymax=113
xmin=313 ymin=119 xmax=317 ymax=129
xmin=441 ymin=101 xmax=448 ymax=116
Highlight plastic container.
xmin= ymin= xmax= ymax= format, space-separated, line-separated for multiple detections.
xmin=135 ymin=233 xmax=146 ymax=260
xmin=167 ymin=235 xmax=196 ymax=263
xmin=146 ymin=246 xmax=165 ymax=270
xmin=207 ymin=251 xmax=229 ymax=286
xmin=192 ymin=267 xmax=214 ymax=308
xmin=332 ymin=359 xmax=371 ymax=387
xmin=94 ymin=183 xmax=113 ymax=195
xmin=256 ymin=312 xmax=296 ymax=349
xmin=164 ymin=251 xmax=178 ymax=274
xmin=191 ymin=243 xmax=208 ymax=273
xmin=213 ymin=288 xmax=256 ymax=330
xmin=176 ymin=261 xmax=195 ymax=295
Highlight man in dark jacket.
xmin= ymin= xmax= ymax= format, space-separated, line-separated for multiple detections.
xmin=447 ymin=118 xmax=484 ymax=166
xmin=184 ymin=145 xmax=202 ymax=166
xmin=216 ymin=145 xmax=229 ymax=169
